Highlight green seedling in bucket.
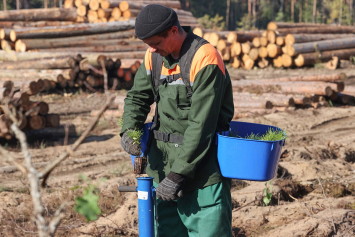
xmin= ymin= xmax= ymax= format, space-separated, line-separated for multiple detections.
xmin=231 ymin=128 xmax=286 ymax=141
xmin=117 ymin=118 xmax=143 ymax=145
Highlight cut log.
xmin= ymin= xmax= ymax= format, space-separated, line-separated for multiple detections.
xmin=1 ymin=39 xmax=11 ymax=50
xmin=97 ymin=8 xmax=112 ymax=18
xmin=21 ymin=81 xmax=39 ymax=95
xmin=342 ymin=85 xmax=355 ymax=96
xmin=260 ymin=36 xmax=268 ymax=47
xmin=227 ymin=32 xmax=237 ymax=43
xmin=292 ymin=95 xmax=312 ymax=105
xmin=235 ymin=31 xmax=263 ymax=43
xmin=276 ymin=36 xmax=284 ymax=46
xmin=267 ymin=43 xmax=281 ymax=58
xmin=89 ymin=0 xmax=100 ymax=10
xmin=111 ymin=7 xmax=122 ymax=20
xmin=273 ymin=56 xmax=283 ymax=68
xmin=249 ymin=48 xmax=259 ymax=61
xmin=294 ymin=48 xmax=355 ymax=67
xmin=231 ymin=56 xmax=240 ymax=68
xmin=216 ymin=39 xmax=229 ymax=51
xmin=267 ymin=21 xmax=328 ymax=30
xmin=0 ymin=56 xmax=70 ymax=69
xmin=44 ymin=114 xmax=60 ymax=127
xmin=284 ymin=33 xmax=354 ymax=45
xmin=14 ymin=39 xmax=26 ymax=52
xmin=259 ymin=73 xmax=346 ymax=82
xmin=252 ymin=37 xmax=261 ymax=48
xmin=33 ymin=43 xmax=147 ymax=53
xmin=326 ymin=56 xmax=339 ymax=70
xmin=28 ymin=115 xmax=46 ymax=130
xmin=287 ymin=37 xmax=355 ymax=56
xmin=232 ymin=80 xmax=343 ymax=96
xmin=87 ymin=75 xmax=104 ymax=87
xmin=74 ymin=0 xmax=82 ymax=7
xmin=0 ymin=29 xmax=16 ymax=42
xmin=267 ymin=30 xmax=277 ymax=44
xmin=230 ymin=42 xmax=241 ymax=57
xmin=241 ymin=42 xmax=252 ymax=54
xmin=0 ymin=88 xmax=11 ymax=100
xmin=77 ymin=5 xmax=87 ymax=17
xmin=277 ymin=26 xmax=355 ymax=34
xmin=234 ymin=99 xmax=273 ymax=109
xmin=21 ymin=30 xmax=135 ymax=50
xmin=242 ymin=58 xmax=254 ymax=70
xmin=87 ymin=10 xmax=98 ymax=22
xmin=234 ymin=92 xmax=295 ymax=107
xmin=0 ymin=51 xmax=146 ymax=62
xmin=9 ymin=20 xmax=135 ymax=39
xmin=0 ymin=8 xmax=77 ymax=21
xmin=281 ymin=54 xmax=293 ymax=67
xmin=258 ymin=46 xmax=268 ymax=58
xmin=2 ymin=80 xmax=13 ymax=90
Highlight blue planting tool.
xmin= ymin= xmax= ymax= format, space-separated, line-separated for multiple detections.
xmin=118 ymin=177 xmax=157 ymax=237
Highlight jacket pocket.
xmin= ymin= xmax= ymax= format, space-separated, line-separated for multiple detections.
xmin=177 ymin=86 xmax=191 ymax=120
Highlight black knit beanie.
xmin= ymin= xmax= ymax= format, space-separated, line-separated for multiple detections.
xmin=135 ymin=4 xmax=178 ymax=40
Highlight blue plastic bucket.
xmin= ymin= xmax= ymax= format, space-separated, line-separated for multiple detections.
xmin=130 ymin=122 xmax=153 ymax=166
xmin=217 ymin=121 xmax=285 ymax=181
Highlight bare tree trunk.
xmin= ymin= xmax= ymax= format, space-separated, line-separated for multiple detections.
xmin=305 ymin=0 xmax=308 ymax=23
xmin=253 ymin=0 xmax=256 ymax=28
xmin=16 ymin=0 xmax=19 ymax=9
xmin=291 ymin=0 xmax=295 ymax=22
xmin=299 ymin=0 xmax=303 ymax=22
xmin=3 ymin=0 xmax=6 ymax=10
xmin=321 ymin=0 xmax=325 ymax=23
xmin=339 ymin=0 xmax=342 ymax=25
xmin=44 ymin=0 xmax=48 ymax=8
xmin=312 ymin=0 xmax=316 ymax=23
xmin=226 ymin=0 xmax=230 ymax=30
xmin=248 ymin=0 xmax=251 ymax=16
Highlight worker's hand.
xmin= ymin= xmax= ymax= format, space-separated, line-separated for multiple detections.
xmin=121 ymin=130 xmax=142 ymax=156
xmin=156 ymin=172 xmax=185 ymax=201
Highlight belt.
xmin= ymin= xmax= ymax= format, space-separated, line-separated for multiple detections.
xmin=153 ymin=130 xmax=184 ymax=144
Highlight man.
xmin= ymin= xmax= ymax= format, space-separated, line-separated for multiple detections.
xmin=120 ymin=4 xmax=234 ymax=237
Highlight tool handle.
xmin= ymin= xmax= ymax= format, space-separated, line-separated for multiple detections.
xmin=118 ymin=186 xmax=137 ymax=192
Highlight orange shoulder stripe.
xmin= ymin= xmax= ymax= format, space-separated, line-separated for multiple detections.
xmin=144 ymin=48 xmax=152 ymax=72
xmin=190 ymin=44 xmax=225 ymax=82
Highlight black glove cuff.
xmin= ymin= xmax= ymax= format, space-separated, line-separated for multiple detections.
xmin=167 ymin=172 xmax=185 ymax=185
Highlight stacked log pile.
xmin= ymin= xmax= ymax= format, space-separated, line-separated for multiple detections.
xmin=0 ymin=82 xmax=60 ymax=140
xmin=227 ymin=72 xmax=355 ymax=118
xmin=0 ymin=54 xmax=143 ymax=93
xmin=194 ymin=22 xmax=355 ymax=70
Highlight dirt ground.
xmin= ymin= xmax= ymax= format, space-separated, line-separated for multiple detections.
xmin=0 ymin=67 xmax=355 ymax=237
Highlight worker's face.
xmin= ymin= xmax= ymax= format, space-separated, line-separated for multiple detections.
xmin=143 ymin=26 xmax=178 ymax=57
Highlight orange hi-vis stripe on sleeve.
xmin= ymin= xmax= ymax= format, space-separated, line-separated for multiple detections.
xmin=190 ymin=44 xmax=225 ymax=82
xmin=144 ymin=48 xmax=153 ymax=75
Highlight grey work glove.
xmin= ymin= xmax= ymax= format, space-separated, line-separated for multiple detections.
xmin=156 ymin=172 xmax=185 ymax=201
xmin=121 ymin=130 xmax=142 ymax=156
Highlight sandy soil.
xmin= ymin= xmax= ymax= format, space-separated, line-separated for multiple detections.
xmin=0 ymin=67 xmax=355 ymax=237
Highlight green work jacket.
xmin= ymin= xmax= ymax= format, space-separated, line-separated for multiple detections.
xmin=121 ymin=28 xmax=234 ymax=189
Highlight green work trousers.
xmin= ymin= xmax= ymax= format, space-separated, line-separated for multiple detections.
xmin=154 ymin=178 xmax=233 ymax=237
